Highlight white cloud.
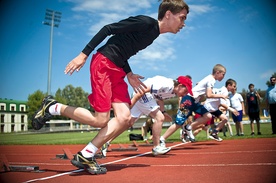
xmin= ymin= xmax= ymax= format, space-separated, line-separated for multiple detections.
xmin=68 ymin=0 xmax=153 ymax=14
xmin=65 ymin=0 xmax=213 ymax=72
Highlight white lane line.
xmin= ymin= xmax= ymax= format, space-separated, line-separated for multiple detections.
xmin=24 ymin=169 xmax=84 ymax=183
xmin=22 ymin=142 xmax=276 ymax=182
xmin=23 ymin=142 xmax=187 ymax=182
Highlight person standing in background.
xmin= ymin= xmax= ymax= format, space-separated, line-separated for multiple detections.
xmin=246 ymin=83 xmax=262 ymax=135
xmin=265 ymin=76 xmax=276 ymax=135
xmin=230 ymin=87 xmax=245 ymax=136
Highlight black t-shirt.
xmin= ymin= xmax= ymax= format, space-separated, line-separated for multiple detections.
xmin=82 ymin=15 xmax=160 ymax=74
xmin=246 ymin=92 xmax=259 ymax=113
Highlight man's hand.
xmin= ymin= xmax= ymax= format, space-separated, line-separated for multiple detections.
xmin=127 ymin=72 xmax=146 ymax=94
xmin=64 ymin=52 xmax=87 ymax=75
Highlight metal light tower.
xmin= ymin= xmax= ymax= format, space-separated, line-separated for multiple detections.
xmin=43 ymin=9 xmax=62 ymax=95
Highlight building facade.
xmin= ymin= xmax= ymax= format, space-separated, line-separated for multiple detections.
xmin=0 ymin=98 xmax=28 ymax=133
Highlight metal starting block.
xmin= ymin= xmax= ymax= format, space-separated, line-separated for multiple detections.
xmin=0 ymin=154 xmax=40 ymax=172
xmin=55 ymin=148 xmax=75 ymax=160
xmin=110 ymin=144 xmax=138 ymax=151
xmin=131 ymin=140 xmax=153 ymax=147
xmin=131 ymin=140 xmax=173 ymax=147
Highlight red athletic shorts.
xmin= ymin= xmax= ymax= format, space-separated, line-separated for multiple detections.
xmin=88 ymin=52 xmax=131 ymax=112
xmin=194 ymin=113 xmax=214 ymax=126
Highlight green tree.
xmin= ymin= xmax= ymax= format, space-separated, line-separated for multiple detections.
xmin=61 ymin=85 xmax=90 ymax=109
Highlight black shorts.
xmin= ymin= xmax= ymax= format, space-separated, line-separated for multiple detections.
xmin=248 ymin=112 xmax=260 ymax=121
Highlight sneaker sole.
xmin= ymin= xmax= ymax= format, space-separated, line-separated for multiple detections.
xmin=152 ymin=147 xmax=171 ymax=156
xmin=86 ymin=166 xmax=107 ymax=175
xmin=71 ymin=159 xmax=85 ymax=169
xmin=31 ymin=96 xmax=56 ymax=130
xmin=71 ymin=159 xmax=107 ymax=175
xmin=209 ymin=135 xmax=223 ymax=142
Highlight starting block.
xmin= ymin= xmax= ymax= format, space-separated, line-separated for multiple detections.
xmin=55 ymin=148 xmax=75 ymax=160
xmin=0 ymin=154 xmax=40 ymax=172
xmin=131 ymin=140 xmax=153 ymax=147
xmin=131 ymin=140 xmax=174 ymax=147
xmin=110 ymin=144 xmax=138 ymax=151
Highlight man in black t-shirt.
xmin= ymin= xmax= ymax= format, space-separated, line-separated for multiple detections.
xmin=32 ymin=0 xmax=190 ymax=175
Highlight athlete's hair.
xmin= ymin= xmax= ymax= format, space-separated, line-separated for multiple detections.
xmin=225 ymin=78 xmax=236 ymax=87
xmin=158 ymin=0 xmax=189 ymax=20
xmin=248 ymin=83 xmax=254 ymax=89
xmin=173 ymin=79 xmax=180 ymax=87
xmin=212 ymin=64 xmax=226 ymax=74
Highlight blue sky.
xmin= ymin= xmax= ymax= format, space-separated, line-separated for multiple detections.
xmin=1 ymin=0 xmax=275 ymax=101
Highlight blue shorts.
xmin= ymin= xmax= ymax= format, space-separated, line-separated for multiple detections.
xmin=232 ymin=110 xmax=243 ymax=122
xmin=175 ymin=95 xmax=209 ymax=126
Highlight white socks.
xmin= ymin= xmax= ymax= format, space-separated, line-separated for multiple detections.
xmin=48 ymin=103 xmax=62 ymax=115
xmin=81 ymin=142 xmax=98 ymax=158
xmin=160 ymin=136 xmax=165 ymax=141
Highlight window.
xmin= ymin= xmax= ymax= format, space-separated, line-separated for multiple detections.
xmin=20 ymin=105 xmax=26 ymax=112
xmin=1 ymin=114 xmax=4 ymax=123
xmin=0 ymin=105 xmax=4 ymax=111
xmin=11 ymin=106 xmax=15 ymax=111
xmin=11 ymin=115 xmax=15 ymax=123
xmin=21 ymin=115 xmax=25 ymax=123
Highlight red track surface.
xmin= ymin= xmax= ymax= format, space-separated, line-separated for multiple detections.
xmin=0 ymin=138 xmax=276 ymax=183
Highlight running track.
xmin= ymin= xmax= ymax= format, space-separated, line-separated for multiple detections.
xmin=0 ymin=138 xmax=275 ymax=183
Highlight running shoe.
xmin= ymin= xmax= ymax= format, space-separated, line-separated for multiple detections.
xmin=31 ymin=95 xmax=57 ymax=130
xmin=160 ymin=140 xmax=166 ymax=148
xmin=209 ymin=133 xmax=223 ymax=142
xmin=182 ymin=131 xmax=190 ymax=143
xmin=184 ymin=129 xmax=196 ymax=143
xmin=100 ymin=143 xmax=109 ymax=157
xmin=181 ymin=138 xmax=187 ymax=143
xmin=71 ymin=152 xmax=107 ymax=175
xmin=152 ymin=145 xmax=171 ymax=156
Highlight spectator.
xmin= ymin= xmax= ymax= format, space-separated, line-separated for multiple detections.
xmin=246 ymin=83 xmax=262 ymax=135
xmin=265 ymin=76 xmax=276 ymax=134
xmin=230 ymin=87 xmax=245 ymax=136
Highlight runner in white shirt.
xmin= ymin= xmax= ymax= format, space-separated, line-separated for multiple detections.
xmin=101 ymin=75 xmax=193 ymax=156
xmin=192 ymin=64 xmax=227 ymax=103
xmin=190 ymin=64 xmax=228 ymax=140
xmin=203 ymin=84 xmax=238 ymax=140
xmin=130 ymin=75 xmax=193 ymax=155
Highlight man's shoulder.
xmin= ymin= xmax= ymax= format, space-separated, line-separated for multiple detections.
xmin=134 ymin=15 xmax=156 ymax=23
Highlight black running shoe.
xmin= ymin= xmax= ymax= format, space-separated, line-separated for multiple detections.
xmin=31 ymin=95 xmax=57 ymax=130
xmin=71 ymin=152 xmax=107 ymax=175
xmin=209 ymin=133 xmax=223 ymax=142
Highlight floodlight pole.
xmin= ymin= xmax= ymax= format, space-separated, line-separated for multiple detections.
xmin=43 ymin=9 xmax=62 ymax=95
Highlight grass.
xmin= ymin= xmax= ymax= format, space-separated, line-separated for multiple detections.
xmin=0 ymin=123 xmax=275 ymax=145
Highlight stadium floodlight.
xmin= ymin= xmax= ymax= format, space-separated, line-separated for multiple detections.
xmin=43 ymin=9 xmax=62 ymax=95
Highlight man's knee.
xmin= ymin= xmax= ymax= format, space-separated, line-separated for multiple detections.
xmin=94 ymin=112 xmax=110 ymax=128
xmin=117 ymin=114 xmax=131 ymax=125
xmin=204 ymin=113 xmax=212 ymax=120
